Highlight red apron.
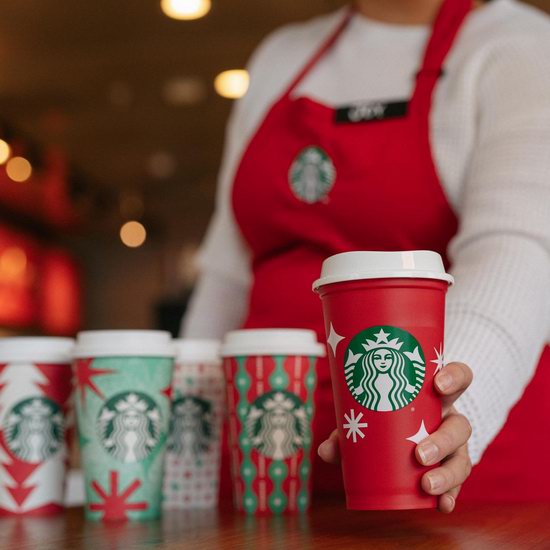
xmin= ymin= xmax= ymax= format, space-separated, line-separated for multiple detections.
xmin=223 ymin=0 xmax=550 ymax=502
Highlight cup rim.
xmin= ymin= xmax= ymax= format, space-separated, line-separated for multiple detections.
xmin=173 ymin=339 xmax=221 ymax=364
xmin=74 ymin=330 xmax=175 ymax=358
xmin=314 ymin=269 xmax=454 ymax=291
xmin=0 ymin=337 xmax=75 ymax=363
xmin=313 ymin=250 xmax=454 ymax=291
xmin=220 ymin=329 xmax=326 ymax=358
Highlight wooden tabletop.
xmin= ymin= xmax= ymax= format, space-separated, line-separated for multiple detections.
xmin=2 ymin=500 xmax=550 ymax=549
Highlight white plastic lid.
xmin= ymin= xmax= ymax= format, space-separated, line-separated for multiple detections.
xmin=74 ymin=330 xmax=174 ymax=358
xmin=0 ymin=337 xmax=75 ymax=363
xmin=313 ymin=250 xmax=454 ymax=290
xmin=221 ymin=329 xmax=326 ymax=358
xmin=173 ymin=339 xmax=221 ymax=363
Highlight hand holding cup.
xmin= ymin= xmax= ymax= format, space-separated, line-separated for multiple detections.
xmin=318 ymin=361 xmax=473 ymax=513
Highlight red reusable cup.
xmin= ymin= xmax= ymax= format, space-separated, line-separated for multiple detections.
xmin=313 ymin=251 xmax=453 ymax=510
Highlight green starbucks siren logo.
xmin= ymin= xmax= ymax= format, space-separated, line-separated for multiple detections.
xmin=4 ymin=397 xmax=64 ymax=463
xmin=168 ymin=396 xmax=212 ymax=459
xmin=97 ymin=391 xmax=162 ymax=463
xmin=288 ymin=146 xmax=336 ymax=204
xmin=344 ymin=326 xmax=426 ymax=412
xmin=246 ymin=391 xmax=309 ymax=460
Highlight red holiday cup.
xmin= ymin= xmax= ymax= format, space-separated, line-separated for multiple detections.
xmin=220 ymin=329 xmax=325 ymax=515
xmin=313 ymin=251 xmax=453 ymax=510
xmin=0 ymin=338 xmax=74 ymax=516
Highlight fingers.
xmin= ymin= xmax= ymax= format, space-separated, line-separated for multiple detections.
xmin=435 ymin=362 xmax=473 ymax=413
xmin=429 ymin=361 xmax=473 ymax=512
xmin=317 ymin=429 xmax=340 ymax=464
xmin=421 ymin=446 xmax=472 ymax=497
xmin=438 ymin=486 xmax=461 ymax=514
xmin=416 ymin=412 xmax=472 ymax=466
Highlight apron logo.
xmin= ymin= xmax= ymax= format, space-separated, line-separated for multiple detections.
xmin=344 ymin=326 xmax=425 ymax=412
xmin=246 ymin=390 xmax=309 ymax=460
xmin=97 ymin=391 xmax=162 ymax=463
xmin=4 ymin=397 xmax=64 ymax=463
xmin=288 ymin=146 xmax=336 ymax=204
xmin=167 ymin=395 xmax=212 ymax=459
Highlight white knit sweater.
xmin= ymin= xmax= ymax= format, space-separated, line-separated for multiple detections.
xmin=182 ymin=0 xmax=550 ymax=465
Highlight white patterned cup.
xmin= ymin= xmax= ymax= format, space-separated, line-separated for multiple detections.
xmin=0 ymin=338 xmax=74 ymax=516
xmin=163 ymin=340 xmax=224 ymax=510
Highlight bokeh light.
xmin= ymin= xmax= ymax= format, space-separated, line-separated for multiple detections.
xmin=147 ymin=151 xmax=177 ymax=179
xmin=0 ymin=247 xmax=27 ymax=280
xmin=161 ymin=0 xmax=211 ymax=20
xmin=214 ymin=69 xmax=249 ymax=99
xmin=162 ymin=76 xmax=206 ymax=106
xmin=120 ymin=221 xmax=147 ymax=248
xmin=6 ymin=157 xmax=32 ymax=182
xmin=0 ymin=140 xmax=11 ymax=165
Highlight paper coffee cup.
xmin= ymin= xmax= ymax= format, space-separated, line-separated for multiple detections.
xmin=163 ymin=339 xmax=224 ymax=510
xmin=314 ymin=251 xmax=452 ymax=510
xmin=0 ymin=337 xmax=74 ymax=516
xmin=73 ymin=330 xmax=174 ymax=522
xmin=221 ymin=329 xmax=325 ymax=515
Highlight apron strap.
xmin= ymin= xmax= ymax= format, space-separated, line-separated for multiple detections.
xmin=284 ymin=0 xmax=473 ymax=109
xmin=283 ymin=7 xmax=355 ymax=98
xmin=410 ymin=0 xmax=473 ymax=114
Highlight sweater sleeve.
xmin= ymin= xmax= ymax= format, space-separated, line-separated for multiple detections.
xmin=180 ymin=271 xmax=249 ymax=338
xmin=446 ymin=30 xmax=550 ymax=465
xmin=179 ymin=79 xmax=253 ymax=338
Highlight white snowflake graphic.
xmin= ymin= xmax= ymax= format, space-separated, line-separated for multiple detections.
xmin=327 ymin=323 xmax=345 ymax=356
xmin=343 ymin=409 xmax=368 ymax=443
xmin=430 ymin=343 xmax=445 ymax=373
xmin=405 ymin=420 xmax=430 ymax=444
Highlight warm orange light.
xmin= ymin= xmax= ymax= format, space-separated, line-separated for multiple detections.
xmin=40 ymin=251 xmax=81 ymax=335
xmin=120 ymin=221 xmax=147 ymax=248
xmin=0 ymin=247 xmax=27 ymax=280
xmin=161 ymin=0 xmax=211 ymax=20
xmin=214 ymin=70 xmax=249 ymax=99
xmin=6 ymin=156 xmax=32 ymax=182
xmin=0 ymin=140 xmax=11 ymax=165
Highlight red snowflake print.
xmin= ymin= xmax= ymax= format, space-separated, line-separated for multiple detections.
xmin=74 ymin=358 xmax=114 ymax=406
xmin=89 ymin=471 xmax=147 ymax=521
xmin=161 ymin=385 xmax=173 ymax=400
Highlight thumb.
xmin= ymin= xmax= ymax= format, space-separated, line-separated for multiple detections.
xmin=317 ymin=429 xmax=340 ymax=464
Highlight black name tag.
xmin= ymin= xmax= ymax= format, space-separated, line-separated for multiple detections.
xmin=335 ymin=100 xmax=408 ymax=124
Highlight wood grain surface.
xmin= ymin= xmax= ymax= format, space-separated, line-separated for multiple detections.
xmin=1 ymin=500 xmax=549 ymax=549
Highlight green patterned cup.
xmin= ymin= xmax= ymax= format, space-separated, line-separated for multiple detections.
xmin=73 ymin=331 xmax=174 ymax=522
xmin=221 ymin=330 xmax=325 ymax=515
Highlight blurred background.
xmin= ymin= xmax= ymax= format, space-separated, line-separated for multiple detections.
xmin=0 ymin=0 xmax=548 ymax=339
